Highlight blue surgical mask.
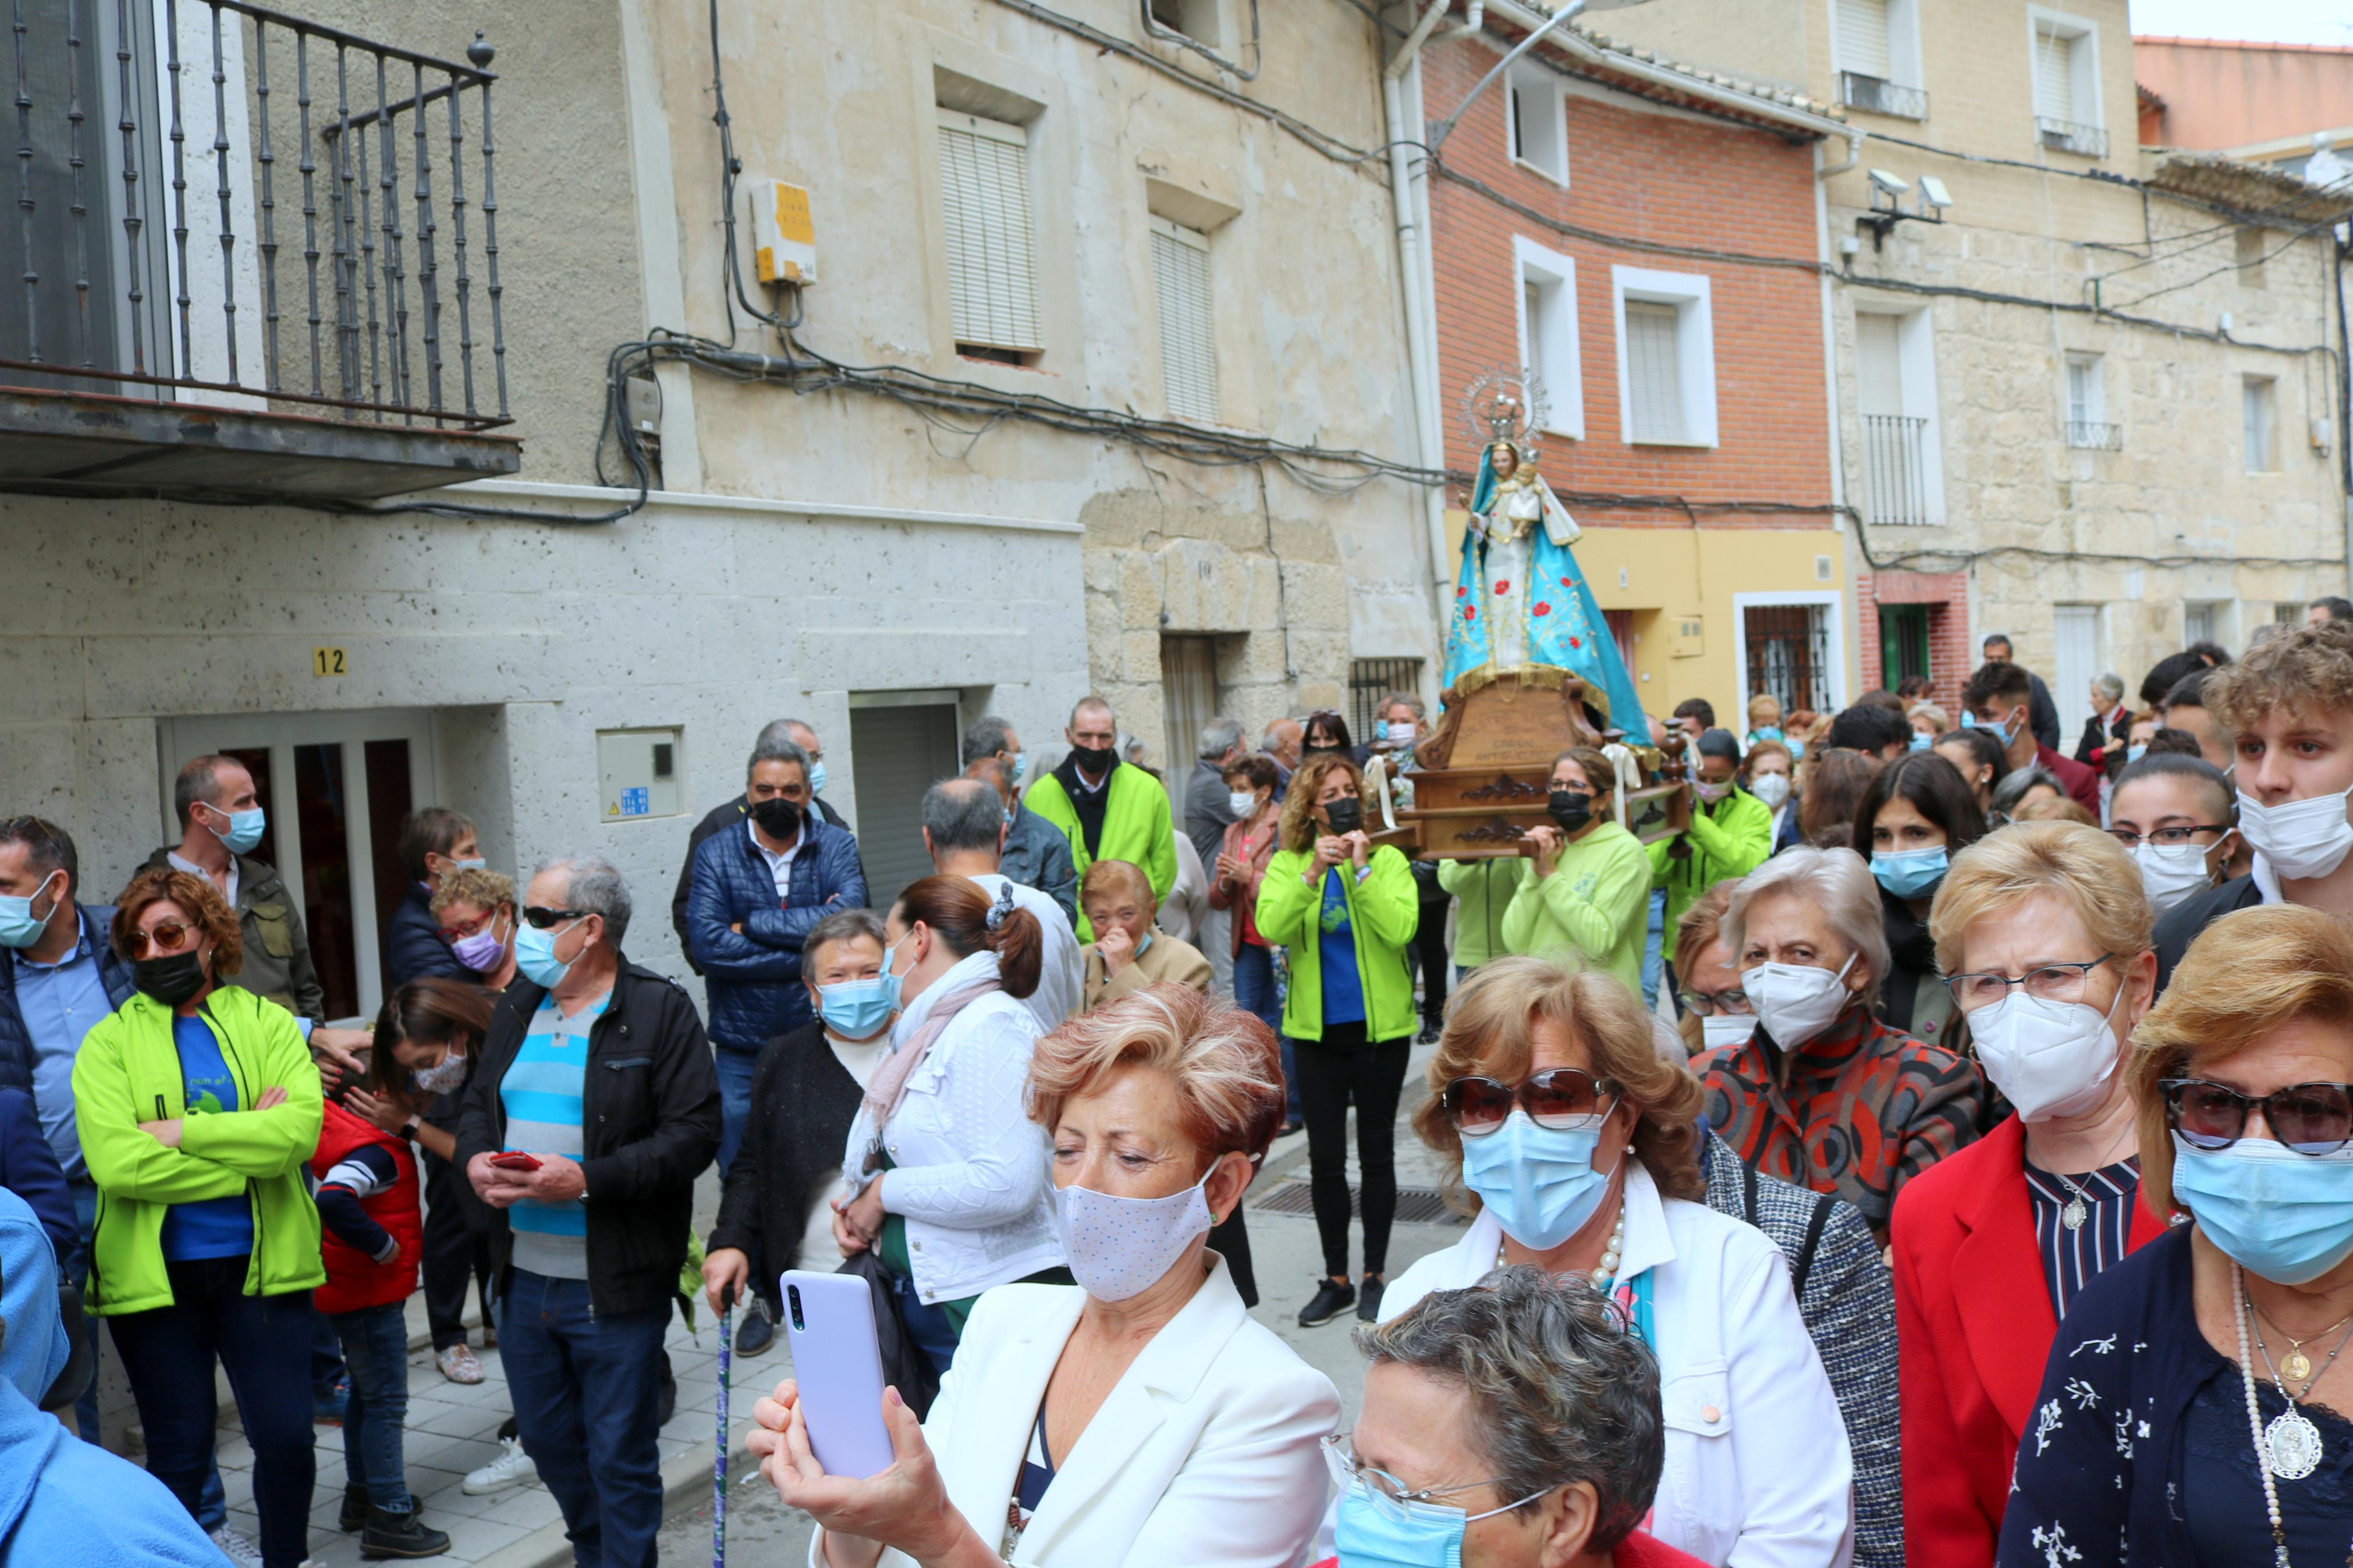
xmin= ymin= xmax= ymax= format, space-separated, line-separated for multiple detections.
xmin=1908 ymin=731 xmax=1933 ymax=752
xmin=1457 ymin=1110 xmax=1613 ymax=1251
xmin=1335 ymin=1474 xmax=1546 ymax=1568
xmin=453 ymin=857 xmax=487 ymax=873
xmin=2171 ymin=1133 xmax=2353 ymax=1285
xmin=2127 ymin=742 xmax=2148 ymax=765
xmin=1872 ymin=845 xmax=1949 ymax=899
xmin=1754 ymin=726 xmax=1783 ymax=741
xmin=0 ymin=871 xmax=61 ymax=950
xmin=1009 ymin=751 xmax=1028 ymax=784
xmin=514 ymin=918 xmax=581 ymax=990
xmin=1135 ymin=931 xmax=1154 ymax=957
xmin=203 ymin=803 xmax=267 ymax=855
xmin=807 ymin=761 xmax=828 ymax=796
xmin=877 ymin=931 xmax=914 ymax=1014
xmin=815 ymin=976 xmax=895 ymax=1039
xmin=1003 ymin=806 xmax=1015 ymax=827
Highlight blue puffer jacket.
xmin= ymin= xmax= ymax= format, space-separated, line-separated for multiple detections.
xmin=685 ymin=813 xmax=868 ymax=1054
xmin=0 ymin=905 xmax=135 ymax=1100
xmin=384 ymin=880 xmax=469 ymax=989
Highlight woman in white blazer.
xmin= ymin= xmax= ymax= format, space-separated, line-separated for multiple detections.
xmin=755 ymin=983 xmax=1340 ymax=1568
xmin=1381 ymin=958 xmax=1853 ymax=1568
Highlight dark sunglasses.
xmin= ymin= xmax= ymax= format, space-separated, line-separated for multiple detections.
xmin=520 ymin=906 xmax=586 ymax=930
xmin=1441 ymin=1068 xmax=1619 ymax=1138
xmin=122 ymin=920 xmax=198 ymax=958
xmin=2162 ymin=1077 xmax=2353 ymax=1156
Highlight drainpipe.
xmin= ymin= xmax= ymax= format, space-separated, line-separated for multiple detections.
xmin=1385 ymin=1 xmax=1456 ymax=628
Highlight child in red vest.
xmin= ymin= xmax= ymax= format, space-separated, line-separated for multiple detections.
xmin=311 ymin=979 xmax=490 ymax=1560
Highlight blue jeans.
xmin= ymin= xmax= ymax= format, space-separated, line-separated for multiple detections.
xmin=501 ymin=1268 xmax=670 ymax=1568
xmin=715 ymin=1046 xmax=758 ymax=1176
xmin=331 ymin=1302 xmax=415 ymax=1510
xmin=1641 ymin=887 xmax=1667 ymax=1008
xmin=108 ymin=1259 xmax=316 ymax=1568
xmin=1233 ymin=944 xmax=1296 ymax=1120
xmin=62 ymin=1182 xmax=102 ymax=1444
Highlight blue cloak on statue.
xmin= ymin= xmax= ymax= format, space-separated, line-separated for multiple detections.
xmin=1442 ymin=449 xmax=1650 ymax=737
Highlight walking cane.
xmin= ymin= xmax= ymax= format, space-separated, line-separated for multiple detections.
xmin=714 ymin=1285 xmax=734 ymax=1568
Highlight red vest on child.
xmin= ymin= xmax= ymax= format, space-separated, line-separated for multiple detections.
xmin=310 ymin=1100 xmax=424 ymax=1315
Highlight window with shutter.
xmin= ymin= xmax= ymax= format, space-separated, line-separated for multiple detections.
xmin=2032 ymin=26 xmax=2075 ymax=123
xmin=1150 ymin=218 xmax=1217 ymax=422
xmin=2244 ymin=376 xmax=2278 ymax=472
xmin=1855 ymin=314 xmax=1904 ymax=417
xmin=1837 ymin=0 xmax=1892 ymax=80
xmin=936 ymin=110 xmax=1042 ymax=355
xmin=1515 ymin=238 xmax=1583 ymax=438
xmin=1624 ymin=302 xmax=1685 ymax=444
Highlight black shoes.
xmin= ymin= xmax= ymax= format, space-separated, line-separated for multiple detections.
xmin=1298 ymin=1277 xmax=1357 ymax=1327
xmin=734 ymin=1299 xmax=775 ymax=1356
xmin=1416 ymin=1024 xmax=1442 ymax=1044
xmin=360 ymin=1505 xmax=452 ymax=1560
xmin=338 ymin=1485 xmax=370 ymax=1533
xmin=1357 ymin=1277 xmax=1386 ymax=1322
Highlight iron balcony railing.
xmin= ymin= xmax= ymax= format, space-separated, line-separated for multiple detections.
xmin=1837 ymin=72 xmax=1928 ymax=121
xmin=2 ymin=0 xmax=507 ymax=429
xmin=1860 ymin=413 xmax=1932 ymax=526
xmin=2035 ymin=116 xmax=2108 ymax=159
xmin=2065 ymin=419 xmax=2123 ymax=451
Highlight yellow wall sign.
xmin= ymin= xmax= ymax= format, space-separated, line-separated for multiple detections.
xmin=312 ymin=646 xmax=348 ymax=677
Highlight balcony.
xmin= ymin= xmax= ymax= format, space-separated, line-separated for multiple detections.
xmin=2036 ymin=116 xmax=2109 ymax=159
xmin=0 ymin=0 xmax=521 ymax=502
xmin=1861 ymin=413 xmax=1932 ymax=527
xmin=2065 ymin=420 xmax=2123 ymax=451
xmin=1838 ymin=72 xmax=1929 ymax=122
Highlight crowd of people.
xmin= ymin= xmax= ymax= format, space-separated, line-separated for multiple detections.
xmin=12 ymin=602 xmax=2353 ymax=1567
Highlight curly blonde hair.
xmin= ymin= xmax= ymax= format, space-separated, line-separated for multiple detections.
xmin=430 ymin=866 xmax=515 ymax=919
xmin=1277 ymin=752 xmax=1369 ymax=854
xmin=2206 ymin=620 xmax=2353 ymax=733
xmin=1412 ymin=957 xmax=1706 ymax=1210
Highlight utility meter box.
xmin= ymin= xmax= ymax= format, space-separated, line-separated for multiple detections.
xmin=1670 ymin=616 xmax=1704 ymax=659
xmin=598 ymin=728 xmax=684 ymax=822
xmin=749 ymin=179 xmax=817 ymax=285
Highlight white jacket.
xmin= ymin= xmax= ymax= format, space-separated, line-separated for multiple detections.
xmin=815 ymin=1254 xmax=1339 ymax=1568
xmin=965 ymin=872 xmax=1083 ymax=1032
xmin=1382 ymin=1162 xmax=1854 ymax=1568
xmin=840 ymin=951 xmax=1062 ymax=1303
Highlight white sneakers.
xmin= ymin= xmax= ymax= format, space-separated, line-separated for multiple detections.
xmin=462 ymin=1435 xmax=538 ymax=1496
xmin=207 ymin=1524 xmax=262 ymax=1568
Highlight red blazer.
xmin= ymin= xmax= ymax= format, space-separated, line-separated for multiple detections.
xmin=1889 ymin=1114 xmax=2169 ymax=1568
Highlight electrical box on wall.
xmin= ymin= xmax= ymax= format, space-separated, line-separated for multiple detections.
xmin=1670 ymin=617 xmax=1704 ymax=659
xmin=749 ymin=180 xmax=817 ymax=285
xmin=598 ymin=728 xmax=684 ymax=822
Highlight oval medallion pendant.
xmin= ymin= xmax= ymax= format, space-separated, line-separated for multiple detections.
xmin=2267 ymin=1407 xmax=2324 ymax=1481
xmin=2061 ymin=1196 xmax=2088 ymax=1231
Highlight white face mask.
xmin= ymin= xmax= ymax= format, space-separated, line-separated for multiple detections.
xmin=1702 ymin=1012 xmax=1761 ymax=1050
xmin=1748 ymin=773 xmax=1791 ymax=811
xmin=2134 ymin=838 xmax=2223 ymax=915
xmin=1054 ymin=1173 xmax=1218 ymax=1302
xmin=1968 ymin=980 xmax=2126 ymax=1123
xmin=2238 ymin=783 xmax=2353 ymax=881
xmin=1744 ymin=954 xmax=1858 ymax=1049
xmin=1227 ymin=790 xmax=1259 ymax=820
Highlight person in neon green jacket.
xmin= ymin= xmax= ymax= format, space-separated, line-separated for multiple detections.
xmin=1438 ymin=856 xmax=1527 ymax=972
xmin=1502 ymin=748 xmax=1653 ymax=993
xmin=1649 ymin=728 xmax=1774 ymax=986
xmin=1022 ymin=696 xmax=1177 ymax=943
xmin=74 ymin=867 xmax=325 ymax=1568
xmin=1254 ymin=752 xmax=1418 ymax=1331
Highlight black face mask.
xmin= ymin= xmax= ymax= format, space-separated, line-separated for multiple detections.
xmin=1069 ymin=741 xmax=1117 ymax=778
xmin=750 ymin=797 xmax=803 ymax=839
xmin=1323 ymin=798 xmax=1364 ymax=835
xmin=1549 ymin=790 xmax=1595 ymax=831
xmin=134 ymin=950 xmax=208 ymax=1008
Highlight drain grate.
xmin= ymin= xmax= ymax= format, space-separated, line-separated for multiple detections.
xmin=1253 ymin=1181 xmax=1461 ymax=1225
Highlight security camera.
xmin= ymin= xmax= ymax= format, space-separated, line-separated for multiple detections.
xmin=1868 ymin=168 xmax=1912 ymax=198
xmin=1918 ymin=175 xmax=1953 ymax=211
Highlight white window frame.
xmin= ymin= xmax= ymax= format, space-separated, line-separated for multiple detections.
xmin=1612 ymin=265 xmax=1717 ymax=449
xmin=1849 ymin=298 xmax=1946 ymax=524
xmin=1505 ymin=60 xmax=1568 ymax=186
xmin=1149 ymin=215 xmax=1218 ymax=423
xmin=2245 ymin=374 xmax=2280 ymax=473
xmin=2064 ymin=352 xmax=2104 ymax=426
xmin=935 ymin=107 xmax=1044 ymax=358
xmin=1513 ymin=236 xmax=1583 ymax=440
xmin=1832 ymin=0 xmax=1924 ymax=90
xmin=2027 ymin=9 xmax=2103 ymax=135
xmin=1732 ymin=591 xmax=1850 ymax=713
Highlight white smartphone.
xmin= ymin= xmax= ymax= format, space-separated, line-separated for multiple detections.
xmin=779 ymin=1269 xmax=896 ymax=1480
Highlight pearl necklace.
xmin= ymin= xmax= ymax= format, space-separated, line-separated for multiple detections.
xmin=2237 ymin=1260 xmax=2312 ymax=1568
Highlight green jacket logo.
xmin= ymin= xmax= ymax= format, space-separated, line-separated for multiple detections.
xmin=190 ymin=1090 xmax=226 ymax=1115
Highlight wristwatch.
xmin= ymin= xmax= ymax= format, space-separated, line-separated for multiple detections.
xmin=399 ymin=1118 xmax=421 ymax=1143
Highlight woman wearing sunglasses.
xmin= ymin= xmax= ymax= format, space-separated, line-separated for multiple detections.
xmin=1379 ymin=958 xmax=1852 ymax=1567
xmin=2001 ymin=902 xmax=2353 ymax=1565
xmin=71 ymin=867 xmax=325 ymax=1568
xmin=1889 ymin=822 xmax=2165 ymax=1568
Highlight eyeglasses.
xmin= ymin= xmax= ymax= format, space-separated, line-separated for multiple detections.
xmin=122 ymin=920 xmax=198 ymax=958
xmin=2106 ymin=824 xmax=2232 ymax=850
xmin=1440 ymin=1068 xmax=1618 ymax=1138
xmin=1319 ymin=1436 xmax=1518 ymax=1524
xmin=2162 ymin=1078 xmax=2353 ymax=1155
xmin=1942 ymin=955 xmax=2114 ymax=1014
xmin=520 ymin=906 xmax=585 ymax=930
xmin=1678 ymin=987 xmax=1751 ymax=1018
xmin=437 ymin=908 xmax=502 ymax=942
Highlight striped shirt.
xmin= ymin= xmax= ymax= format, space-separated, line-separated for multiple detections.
xmin=502 ymin=991 xmax=608 ymax=1281
xmin=2022 ymin=1155 xmax=2141 ymax=1321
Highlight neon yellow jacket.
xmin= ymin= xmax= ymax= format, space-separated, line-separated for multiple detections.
xmin=1648 ymin=786 xmax=1774 ymax=965
xmin=1255 ymin=845 xmax=1419 ymax=1042
xmin=73 ymin=986 xmax=325 ymax=1314
xmin=1438 ymin=858 xmax=1528 ymax=970
xmin=1499 ymin=822 xmax=1653 ymax=992
xmin=1024 ymin=762 xmax=1178 ymax=943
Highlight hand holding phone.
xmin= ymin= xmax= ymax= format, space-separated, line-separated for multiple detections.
xmin=777 ymin=1270 xmax=895 ymax=1480
xmin=489 ymin=1151 xmax=543 ymax=1172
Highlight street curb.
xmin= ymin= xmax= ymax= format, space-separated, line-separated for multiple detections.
xmin=466 ymin=1431 xmax=758 ymax=1568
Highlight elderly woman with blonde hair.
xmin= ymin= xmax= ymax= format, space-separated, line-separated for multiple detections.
xmin=1379 ymin=957 xmax=1854 ymax=1567
xmin=754 ymin=984 xmax=1339 ymax=1568
xmin=2001 ymin=903 xmax=2353 ymax=1563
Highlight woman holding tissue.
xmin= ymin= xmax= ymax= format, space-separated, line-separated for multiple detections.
xmin=753 ymin=985 xmax=1339 ymax=1568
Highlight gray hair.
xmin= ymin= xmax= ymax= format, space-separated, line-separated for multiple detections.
xmin=804 ymin=907 xmax=886 ymax=969
xmin=1380 ymin=690 xmax=1426 ymax=721
xmin=1070 ymin=694 xmax=1115 ymax=730
xmin=1992 ymin=765 xmax=2069 ymax=819
xmin=922 ymin=778 xmax=1005 ymax=855
xmin=2094 ymin=672 xmax=2125 ymax=703
xmin=172 ymin=754 xmax=236 ymax=830
xmin=1723 ymin=845 xmax=1891 ymax=1009
xmin=1355 ymin=1267 xmax=1663 ymax=1554
xmin=1197 ymin=717 xmax=1244 ymax=762
xmin=535 ymin=854 xmax=632 ymax=948
xmin=962 ymin=714 xmax=1016 ymax=766
xmin=756 ymin=718 xmax=815 ymax=752
xmin=747 ymin=737 xmax=811 ymax=784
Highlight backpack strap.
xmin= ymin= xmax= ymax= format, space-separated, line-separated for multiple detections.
xmin=1790 ymin=1190 xmax=1835 ymax=1300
